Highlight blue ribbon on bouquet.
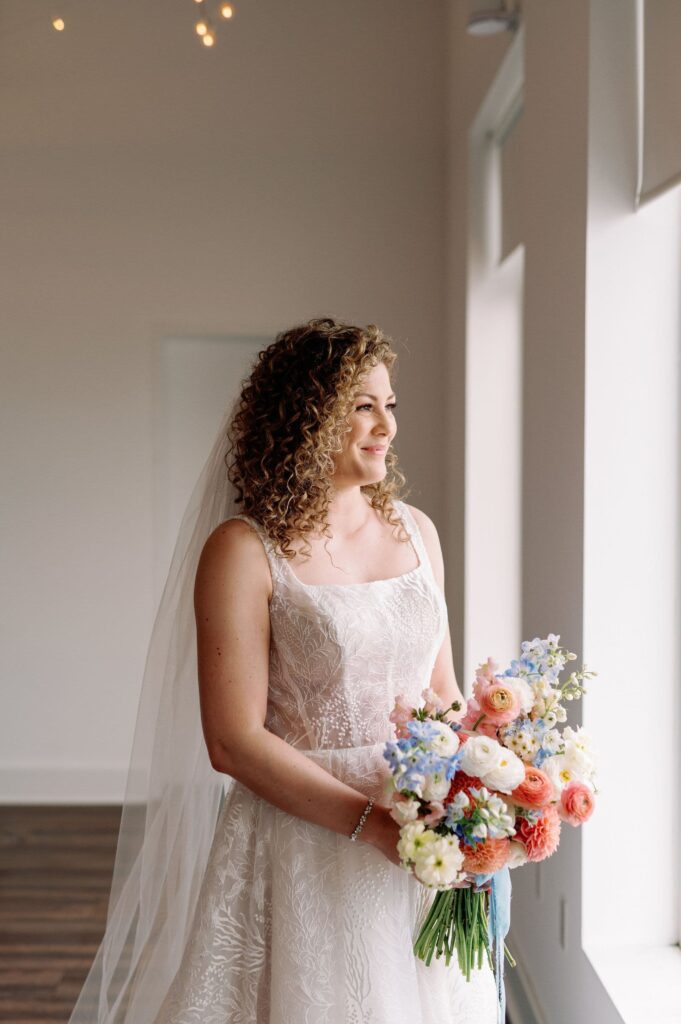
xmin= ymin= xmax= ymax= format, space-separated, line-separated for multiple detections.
xmin=473 ymin=865 xmax=512 ymax=1024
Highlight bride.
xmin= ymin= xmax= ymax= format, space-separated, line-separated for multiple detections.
xmin=67 ymin=316 xmax=499 ymax=1023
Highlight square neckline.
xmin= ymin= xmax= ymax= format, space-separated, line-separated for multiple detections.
xmin=281 ymin=500 xmax=423 ymax=590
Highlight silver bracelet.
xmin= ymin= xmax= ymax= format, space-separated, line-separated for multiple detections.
xmin=349 ymin=798 xmax=374 ymax=841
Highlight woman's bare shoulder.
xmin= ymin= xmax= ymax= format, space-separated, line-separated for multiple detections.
xmin=196 ymin=517 xmax=272 ymax=602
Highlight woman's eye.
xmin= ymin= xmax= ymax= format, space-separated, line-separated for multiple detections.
xmin=356 ymin=402 xmax=398 ymax=412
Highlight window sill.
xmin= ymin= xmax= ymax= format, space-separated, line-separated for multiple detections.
xmin=584 ymin=942 xmax=681 ymax=1024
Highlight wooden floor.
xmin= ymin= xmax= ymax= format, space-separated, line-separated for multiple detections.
xmin=0 ymin=805 xmax=121 ymax=1024
xmin=1 ymin=805 xmax=512 ymax=1023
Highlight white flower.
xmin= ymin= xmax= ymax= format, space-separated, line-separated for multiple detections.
xmin=542 ymin=728 xmax=562 ymax=754
xmin=559 ymin=727 xmax=596 ymax=776
xmin=471 ymin=822 xmax=488 ymax=839
xmin=397 ymin=821 xmax=437 ymax=863
xmin=389 ymin=797 xmax=420 ymax=826
xmin=426 ymin=720 xmax=460 ymax=758
xmin=506 ymin=839 xmax=529 ymax=869
xmin=562 ymin=725 xmax=595 ymax=766
xmin=505 ymin=727 xmax=541 ymax=763
xmin=482 ymin=749 xmax=526 ymax=794
xmin=504 ymin=676 xmax=535 ymax=715
xmin=543 ymin=710 xmax=558 ymax=728
xmin=413 ymin=834 xmax=465 ymax=888
xmin=460 ymin=735 xmax=504 ymax=778
xmin=422 ymin=771 xmax=451 ymax=802
xmin=542 ymin=754 xmax=588 ymax=799
xmin=446 ymin=792 xmax=469 ymax=821
xmin=532 ymin=685 xmax=562 ymax=719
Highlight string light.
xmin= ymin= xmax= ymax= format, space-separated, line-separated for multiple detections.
xmin=44 ymin=3 xmax=240 ymax=47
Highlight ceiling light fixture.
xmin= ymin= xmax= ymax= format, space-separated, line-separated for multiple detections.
xmin=466 ymin=0 xmax=520 ymax=36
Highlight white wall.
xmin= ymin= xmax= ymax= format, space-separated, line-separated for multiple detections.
xmin=0 ymin=0 xmax=449 ymax=802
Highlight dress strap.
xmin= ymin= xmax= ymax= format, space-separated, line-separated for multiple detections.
xmin=393 ymin=499 xmax=435 ymax=581
xmin=226 ymin=513 xmax=284 ymax=592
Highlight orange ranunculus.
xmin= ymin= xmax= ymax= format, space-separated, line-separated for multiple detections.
xmin=511 ymin=764 xmax=554 ymax=810
xmin=478 ymin=684 xmax=520 ymax=727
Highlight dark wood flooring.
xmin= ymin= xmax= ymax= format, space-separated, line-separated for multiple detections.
xmin=0 ymin=805 xmax=121 ymax=1024
xmin=1 ymin=805 xmax=512 ymax=1023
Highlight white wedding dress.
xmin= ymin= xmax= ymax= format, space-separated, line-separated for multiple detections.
xmin=153 ymin=500 xmax=498 ymax=1023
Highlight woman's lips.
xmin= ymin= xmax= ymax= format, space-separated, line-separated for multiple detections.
xmin=361 ymin=446 xmax=387 ymax=455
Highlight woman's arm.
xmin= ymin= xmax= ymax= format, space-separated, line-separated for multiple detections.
xmin=194 ymin=519 xmax=401 ymax=862
xmin=406 ymin=505 xmax=467 ymax=721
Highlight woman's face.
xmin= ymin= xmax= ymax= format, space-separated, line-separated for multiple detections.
xmin=331 ymin=361 xmax=397 ymax=486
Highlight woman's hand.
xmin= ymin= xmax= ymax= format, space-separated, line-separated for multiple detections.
xmin=357 ymin=803 xmax=406 ymax=868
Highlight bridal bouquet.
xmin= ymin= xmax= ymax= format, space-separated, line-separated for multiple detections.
xmin=382 ymin=634 xmax=598 ymax=981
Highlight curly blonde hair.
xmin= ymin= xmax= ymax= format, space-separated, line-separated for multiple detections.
xmin=225 ymin=316 xmax=410 ymax=560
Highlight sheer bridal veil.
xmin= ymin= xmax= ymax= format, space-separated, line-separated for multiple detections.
xmin=67 ymin=397 xmax=243 ymax=1023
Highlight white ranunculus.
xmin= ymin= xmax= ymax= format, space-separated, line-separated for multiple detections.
xmin=426 ymin=720 xmax=460 ymax=758
xmin=482 ymin=749 xmax=526 ymax=794
xmin=413 ymin=835 xmax=465 ymax=888
xmin=506 ymin=839 xmax=529 ymax=869
xmin=422 ymin=771 xmax=451 ymax=803
xmin=389 ymin=797 xmax=420 ymax=826
xmin=460 ymin=735 xmax=504 ymax=778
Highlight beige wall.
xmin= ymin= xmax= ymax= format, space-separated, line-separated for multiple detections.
xmin=1 ymin=0 xmax=449 ymax=801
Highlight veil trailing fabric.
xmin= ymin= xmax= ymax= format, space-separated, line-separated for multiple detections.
xmin=67 ymin=398 xmax=243 ymax=1024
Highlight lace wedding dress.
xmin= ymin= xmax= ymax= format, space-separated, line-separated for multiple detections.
xmin=153 ymin=500 xmax=498 ymax=1023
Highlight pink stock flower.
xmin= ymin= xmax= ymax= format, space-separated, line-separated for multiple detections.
xmin=475 ymin=657 xmax=500 ymax=684
xmin=460 ymin=699 xmax=499 ymax=738
xmin=389 ymin=694 xmax=413 ymax=738
xmin=559 ymin=782 xmax=595 ymax=827
xmin=516 ymin=805 xmax=561 ymax=862
xmin=421 ymin=687 xmax=446 ymax=714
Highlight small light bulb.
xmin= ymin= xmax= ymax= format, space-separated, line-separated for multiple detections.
xmin=220 ymin=3 xmax=234 ymax=18
xmin=195 ymin=19 xmax=208 ymax=35
xmin=202 ymin=31 xmax=215 ymax=46
xmin=193 ymin=0 xmax=204 ymax=4
xmin=52 ymin=16 xmax=65 ymax=31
